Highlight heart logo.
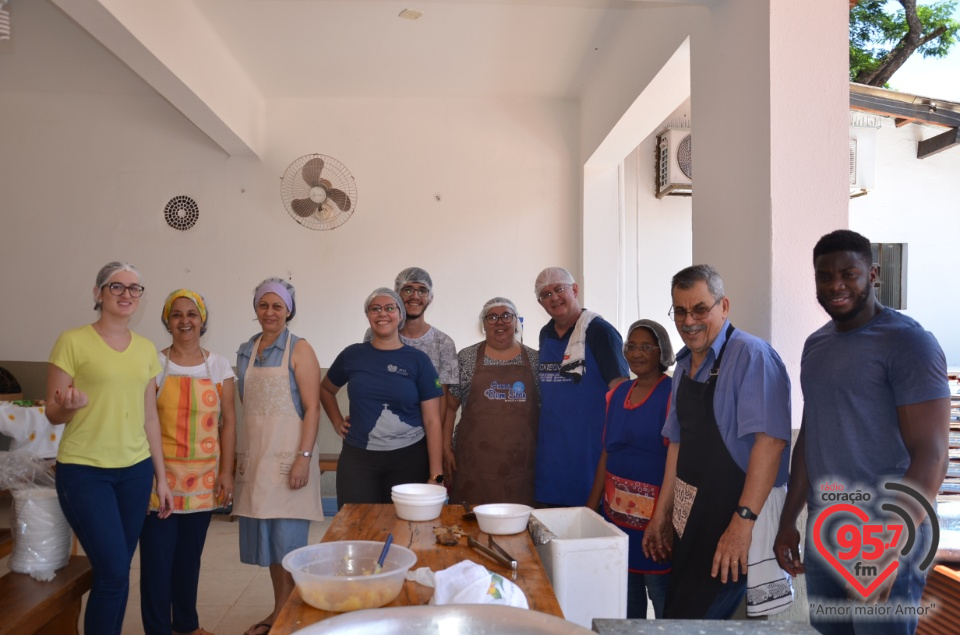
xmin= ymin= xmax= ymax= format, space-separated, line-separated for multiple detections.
xmin=812 ymin=503 xmax=900 ymax=599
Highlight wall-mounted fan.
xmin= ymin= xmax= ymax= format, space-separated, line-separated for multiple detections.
xmin=280 ymin=154 xmax=357 ymax=230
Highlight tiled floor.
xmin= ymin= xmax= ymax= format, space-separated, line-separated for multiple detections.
xmin=0 ymin=499 xmax=331 ymax=635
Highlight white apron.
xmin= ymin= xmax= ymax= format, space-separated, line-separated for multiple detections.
xmin=233 ymin=332 xmax=323 ymax=521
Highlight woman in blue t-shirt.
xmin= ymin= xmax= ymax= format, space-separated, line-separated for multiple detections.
xmin=320 ymin=287 xmax=444 ymax=507
xmin=586 ymin=318 xmax=675 ymax=619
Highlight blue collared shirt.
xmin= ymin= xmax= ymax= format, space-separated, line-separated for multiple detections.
xmin=661 ymin=319 xmax=792 ymax=486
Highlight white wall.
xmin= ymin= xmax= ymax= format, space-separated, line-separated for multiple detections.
xmin=618 ymin=104 xmax=693 ymax=353
xmin=850 ymin=118 xmax=960 ymax=365
xmin=0 ymin=0 xmax=580 ymax=366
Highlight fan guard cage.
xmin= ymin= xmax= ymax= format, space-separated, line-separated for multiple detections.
xmin=280 ymin=154 xmax=357 ymax=231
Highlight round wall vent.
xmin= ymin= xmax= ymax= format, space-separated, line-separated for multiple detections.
xmin=164 ymin=195 xmax=199 ymax=231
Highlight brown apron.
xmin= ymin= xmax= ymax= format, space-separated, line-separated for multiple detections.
xmin=450 ymin=344 xmax=539 ymax=506
xmin=234 ymin=332 xmax=323 ymax=521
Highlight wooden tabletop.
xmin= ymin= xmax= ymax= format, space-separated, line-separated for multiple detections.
xmin=271 ymin=504 xmax=563 ymax=634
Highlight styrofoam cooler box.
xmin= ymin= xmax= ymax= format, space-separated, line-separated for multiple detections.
xmin=529 ymin=507 xmax=628 ymax=628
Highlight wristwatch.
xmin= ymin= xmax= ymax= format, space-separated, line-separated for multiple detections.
xmin=735 ymin=505 xmax=758 ymax=521
xmin=298 ymin=451 xmax=314 ymax=458
xmin=430 ymin=474 xmax=445 ymax=484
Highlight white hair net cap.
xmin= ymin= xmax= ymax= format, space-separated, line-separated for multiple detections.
xmin=534 ymin=267 xmax=575 ymax=296
xmin=479 ymin=297 xmax=520 ymax=333
xmin=394 ymin=267 xmax=434 ymax=300
xmin=364 ymin=287 xmax=407 ymax=326
xmin=626 ymin=319 xmax=676 ymax=368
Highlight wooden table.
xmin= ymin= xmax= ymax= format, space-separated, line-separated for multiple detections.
xmin=271 ymin=504 xmax=563 ymax=634
xmin=0 ymin=555 xmax=93 ymax=635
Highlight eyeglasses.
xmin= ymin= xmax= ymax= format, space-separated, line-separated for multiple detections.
xmin=367 ymin=304 xmax=400 ymax=314
xmin=103 ymin=283 xmax=145 ymax=298
xmin=668 ymin=299 xmax=722 ymax=322
xmin=483 ymin=313 xmax=516 ymax=325
xmin=538 ymin=285 xmax=569 ymax=302
xmin=624 ymin=343 xmax=659 ymax=354
xmin=399 ymin=286 xmax=430 ymax=298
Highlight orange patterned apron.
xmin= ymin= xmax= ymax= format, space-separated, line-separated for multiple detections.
xmin=151 ymin=353 xmax=221 ymax=512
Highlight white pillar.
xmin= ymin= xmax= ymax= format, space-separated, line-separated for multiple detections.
xmin=690 ymin=0 xmax=849 ymax=416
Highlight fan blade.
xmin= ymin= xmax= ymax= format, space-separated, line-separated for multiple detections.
xmin=301 ymin=157 xmax=325 ymax=187
xmin=291 ymin=198 xmax=319 ymax=217
xmin=320 ymin=178 xmax=333 ymax=189
xmin=326 ymin=188 xmax=352 ymax=212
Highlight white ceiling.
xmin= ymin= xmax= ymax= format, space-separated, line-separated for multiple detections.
xmin=184 ymin=0 xmax=698 ymax=99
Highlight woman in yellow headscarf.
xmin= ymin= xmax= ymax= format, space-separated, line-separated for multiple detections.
xmin=139 ymin=289 xmax=237 ymax=635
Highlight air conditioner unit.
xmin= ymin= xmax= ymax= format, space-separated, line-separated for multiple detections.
xmin=871 ymin=242 xmax=907 ymax=309
xmin=849 ymin=123 xmax=878 ymax=196
xmin=655 ymin=128 xmax=692 ymax=198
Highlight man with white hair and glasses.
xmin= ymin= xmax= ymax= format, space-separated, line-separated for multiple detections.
xmin=645 ymin=264 xmax=792 ymax=620
xmin=533 ymin=266 xmax=629 ymax=508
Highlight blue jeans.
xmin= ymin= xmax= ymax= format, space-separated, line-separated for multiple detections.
xmin=56 ymin=459 xmax=154 ymax=635
xmin=804 ymin=517 xmax=931 ymax=635
xmin=139 ymin=511 xmax=213 ymax=635
xmin=628 ymin=571 xmax=670 ymax=618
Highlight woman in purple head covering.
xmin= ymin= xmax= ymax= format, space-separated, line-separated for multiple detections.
xmin=234 ymin=277 xmax=323 ymax=635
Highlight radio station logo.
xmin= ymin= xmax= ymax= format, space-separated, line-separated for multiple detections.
xmin=812 ymin=481 xmax=939 ymax=601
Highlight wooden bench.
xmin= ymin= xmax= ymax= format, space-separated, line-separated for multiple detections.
xmin=318 ymin=452 xmax=339 ymax=473
xmin=0 ymin=555 xmax=93 ymax=635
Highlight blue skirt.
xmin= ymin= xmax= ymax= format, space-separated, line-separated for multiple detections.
xmin=238 ymin=517 xmax=310 ymax=566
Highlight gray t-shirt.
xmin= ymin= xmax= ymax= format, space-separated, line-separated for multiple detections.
xmin=801 ymin=308 xmax=949 ymax=506
xmin=363 ymin=326 xmax=458 ymax=385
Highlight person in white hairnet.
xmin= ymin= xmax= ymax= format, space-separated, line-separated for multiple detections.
xmin=444 ymin=297 xmax=540 ymax=506
xmin=533 ymin=267 xmax=629 ymax=507
xmin=364 ymin=267 xmax=457 ymax=484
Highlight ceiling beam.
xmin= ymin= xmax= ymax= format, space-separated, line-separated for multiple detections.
xmin=917 ymin=127 xmax=960 ymax=159
xmin=50 ymin=0 xmax=264 ymax=158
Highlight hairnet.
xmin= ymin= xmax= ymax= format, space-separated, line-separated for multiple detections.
xmin=94 ymin=261 xmax=142 ymax=311
xmin=479 ymin=297 xmax=520 ymax=333
xmin=364 ymin=287 xmax=407 ymax=326
xmin=253 ymin=278 xmax=296 ymax=320
xmin=534 ymin=267 xmax=575 ymax=296
xmin=394 ymin=267 xmax=434 ymax=300
xmin=161 ymin=289 xmax=209 ymax=336
xmin=627 ymin=318 xmax=676 ymax=368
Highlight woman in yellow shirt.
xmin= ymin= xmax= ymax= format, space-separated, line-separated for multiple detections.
xmin=46 ymin=261 xmax=174 ymax=635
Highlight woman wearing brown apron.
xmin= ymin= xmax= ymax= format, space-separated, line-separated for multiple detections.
xmin=445 ymin=297 xmax=540 ymax=506
xmin=234 ymin=278 xmax=323 ymax=635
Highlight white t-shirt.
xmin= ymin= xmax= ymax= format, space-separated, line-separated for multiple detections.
xmin=157 ymin=350 xmax=237 ymax=391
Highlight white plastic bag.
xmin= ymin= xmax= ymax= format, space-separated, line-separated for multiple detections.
xmin=407 ymin=560 xmax=529 ymax=609
xmin=10 ymin=487 xmax=72 ymax=581
xmin=0 ymin=451 xmax=72 ymax=581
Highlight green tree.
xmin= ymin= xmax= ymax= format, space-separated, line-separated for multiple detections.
xmin=850 ymin=0 xmax=960 ymax=86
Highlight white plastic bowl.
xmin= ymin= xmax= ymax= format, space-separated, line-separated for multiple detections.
xmin=281 ymin=541 xmax=417 ymax=612
xmin=473 ymin=503 xmax=533 ymax=535
xmin=392 ymin=494 xmax=445 ymax=521
xmin=390 ymin=492 xmax=446 ymax=504
xmin=391 ymin=483 xmax=447 ymax=498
